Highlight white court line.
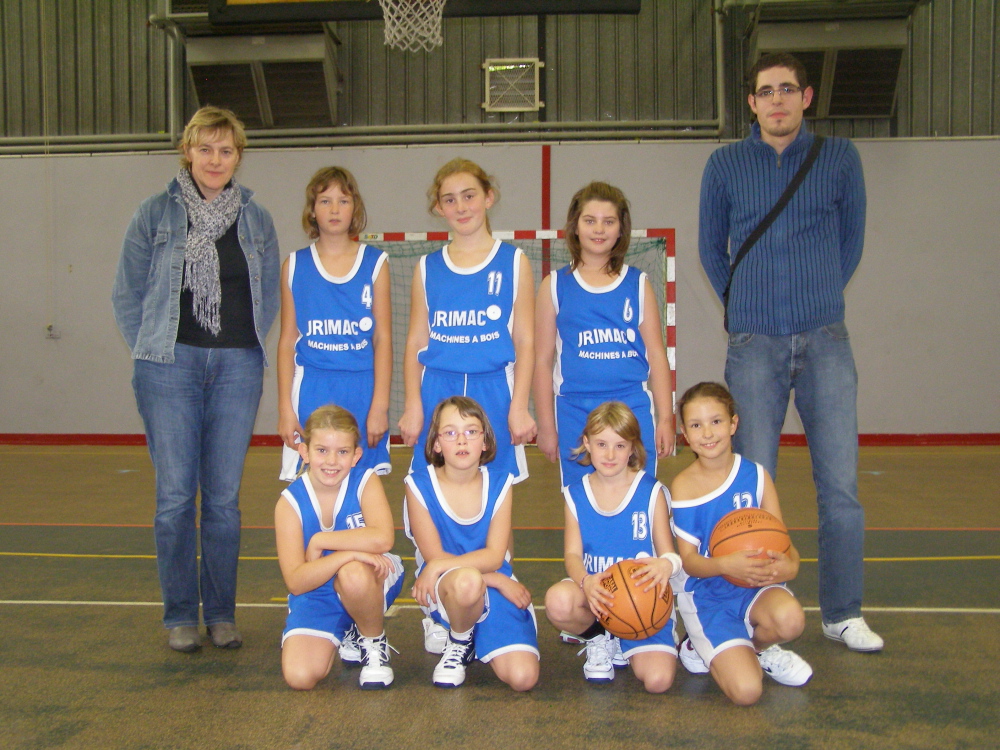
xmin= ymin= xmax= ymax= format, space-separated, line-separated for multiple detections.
xmin=0 ymin=601 xmax=998 ymax=615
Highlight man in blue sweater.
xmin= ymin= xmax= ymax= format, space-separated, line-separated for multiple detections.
xmin=698 ymin=53 xmax=883 ymax=653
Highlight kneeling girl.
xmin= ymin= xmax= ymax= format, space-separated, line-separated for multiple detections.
xmin=404 ymin=396 xmax=539 ymax=691
xmin=544 ymin=401 xmax=680 ymax=693
xmin=275 ymin=405 xmax=404 ymax=690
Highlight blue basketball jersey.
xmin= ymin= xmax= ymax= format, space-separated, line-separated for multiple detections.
xmin=418 ymin=240 xmax=520 ymax=374
xmin=564 ymin=470 xmax=668 ymax=574
xmin=290 ymin=243 xmax=387 ymax=372
xmin=403 ymin=463 xmax=514 ymax=577
xmin=553 ymin=264 xmax=650 ymax=395
xmin=670 ymin=454 xmax=765 ymax=595
xmin=281 ymin=467 xmax=375 ymax=609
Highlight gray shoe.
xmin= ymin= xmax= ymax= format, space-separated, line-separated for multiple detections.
xmin=208 ymin=622 xmax=243 ymax=649
xmin=168 ymin=625 xmax=201 ymax=653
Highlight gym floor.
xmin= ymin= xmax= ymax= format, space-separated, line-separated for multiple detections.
xmin=1 ymin=444 xmax=997 ymax=750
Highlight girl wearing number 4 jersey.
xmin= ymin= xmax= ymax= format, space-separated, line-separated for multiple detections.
xmin=277 ymin=167 xmax=392 ymax=481
xmin=670 ymin=382 xmax=810 ymax=706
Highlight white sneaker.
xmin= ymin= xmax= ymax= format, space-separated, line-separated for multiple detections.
xmin=358 ymin=634 xmax=396 ymax=690
xmin=822 ymin=617 xmax=884 ymax=652
xmin=578 ymin=633 xmax=615 ymax=683
xmin=422 ymin=616 xmax=448 ymax=655
xmin=339 ymin=623 xmax=362 ymax=666
xmin=758 ymin=644 xmax=813 ymax=687
xmin=678 ymin=637 xmax=710 ymax=674
xmin=611 ymin=636 xmax=628 ymax=669
xmin=559 ymin=630 xmax=584 ymax=645
xmin=432 ymin=635 xmax=475 ymax=688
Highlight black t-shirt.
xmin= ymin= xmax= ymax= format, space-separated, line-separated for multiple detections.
xmin=176 ymin=220 xmax=258 ymax=349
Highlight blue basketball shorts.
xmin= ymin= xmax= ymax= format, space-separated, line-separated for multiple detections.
xmin=429 ymin=568 xmax=539 ymax=663
xmin=282 ymin=554 xmax=405 ymax=646
xmin=675 ymin=582 xmax=790 ymax=666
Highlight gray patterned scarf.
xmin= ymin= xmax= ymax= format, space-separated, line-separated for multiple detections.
xmin=177 ymin=167 xmax=242 ymax=336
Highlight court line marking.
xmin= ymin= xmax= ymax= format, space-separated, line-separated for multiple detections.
xmin=0 ymin=600 xmax=997 ymax=616
xmin=2 ymin=552 xmax=998 ymax=563
xmin=2 ymin=522 xmax=999 ymax=532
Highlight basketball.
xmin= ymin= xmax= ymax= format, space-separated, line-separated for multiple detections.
xmin=596 ymin=559 xmax=673 ymax=640
xmin=708 ymin=508 xmax=791 ymax=587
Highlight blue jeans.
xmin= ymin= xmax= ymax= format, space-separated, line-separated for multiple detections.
xmin=133 ymin=344 xmax=264 ymax=629
xmin=725 ymin=322 xmax=864 ymax=624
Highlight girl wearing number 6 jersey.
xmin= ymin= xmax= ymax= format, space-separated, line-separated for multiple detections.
xmin=534 ymin=181 xmax=674 ymax=489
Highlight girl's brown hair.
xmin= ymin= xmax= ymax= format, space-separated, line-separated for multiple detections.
xmin=569 ymin=401 xmax=647 ymax=471
xmin=302 ymin=166 xmax=368 ymax=239
xmin=563 ymin=181 xmax=632 ymax=274
xmin=425 ymin=396 xmax=497 ymax=467
xmin=676 ymin=381 xmax=737 ymax=424
xmin=427 ymin=158 xmax=499 ymax=234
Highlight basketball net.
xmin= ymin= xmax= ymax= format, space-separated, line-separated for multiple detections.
xmin=378 ymin=0 xmax=446 ymax=53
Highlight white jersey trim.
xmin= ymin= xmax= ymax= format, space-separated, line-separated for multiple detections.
xmin=570 ymin=263 xmax=630 ymax=294
xmin=669 ymin=454 xmax=744 ymax=510
xmin=308 ymin=242 xmax=368 ymax=284
xmin=441 ymin=238 xmax=501 ymax=275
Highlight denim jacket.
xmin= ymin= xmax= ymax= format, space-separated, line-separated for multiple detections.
xmin=112 ymin=177 xmax=280 ymax=364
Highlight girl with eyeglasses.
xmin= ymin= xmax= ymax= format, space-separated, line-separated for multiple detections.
xmin=403 ymin=396 xmax=539 ymax=691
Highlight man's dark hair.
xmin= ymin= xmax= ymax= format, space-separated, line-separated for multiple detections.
xmin=747 ymin=53 xmax=808 ymax=95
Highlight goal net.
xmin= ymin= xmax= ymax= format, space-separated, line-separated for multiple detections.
xmin=358 ymin=229 xmax=676 ymax=440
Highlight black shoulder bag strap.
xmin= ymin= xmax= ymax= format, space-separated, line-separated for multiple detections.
xmin=722 ymin=135 xmax=826 ymax=332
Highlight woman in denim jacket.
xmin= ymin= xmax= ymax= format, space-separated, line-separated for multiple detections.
xmin=112 ymin=107 xmax=280 ymax=653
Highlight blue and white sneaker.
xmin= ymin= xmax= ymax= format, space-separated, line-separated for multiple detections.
xmin=339 ymin=623 xmax=362 ymax=666
xmin=758 ymin=644 xmax=812 ymax=687
xmin=433 ymin=634 xmax=475 ymax=688
xmin=359 ymin=633 xmax=396 ymax=690
xmin=578 ymin=633 xmax=615 ymax=683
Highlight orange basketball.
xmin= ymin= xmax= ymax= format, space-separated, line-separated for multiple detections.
xmin=596 ymin=559 xmax=674 ymax=640
xmin=708 ymin=508 xmax=791 ymax=588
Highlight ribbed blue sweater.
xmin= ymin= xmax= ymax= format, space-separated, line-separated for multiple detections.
xmin=699 ymin=123 xmax=866 ymax=335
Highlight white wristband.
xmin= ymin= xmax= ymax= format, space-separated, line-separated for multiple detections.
xmin=659 ymin=552 xmax=683 ymax=578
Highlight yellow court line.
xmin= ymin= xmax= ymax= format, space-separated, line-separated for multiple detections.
xmin=0 ymin=552 xmax=157 ymax=560
xmin=2 ymin=552 xmax=999 ymax=563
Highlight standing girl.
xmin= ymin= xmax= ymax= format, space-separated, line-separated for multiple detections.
xmin=404 ymin=396 xmax=539 ymax=691
xmin=544 ymin=402 xmax=680 ymax=693
xmin=534 ymin=181 xmax=673 ymax=488
xmin=670 ymin=382 xmax=811 ymax=706
xmin=399 ymin=158 xmax=536 ymax=484
xmin=278 ymin=167 xmax=391 ymax=481
xmin=275 ymin=405 xmax=404 ymax=691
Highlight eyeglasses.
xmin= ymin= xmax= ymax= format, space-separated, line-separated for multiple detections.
xmin=754 ymin=85 xmax=802 ymax=100
xmin=438 ymin=428 xmax=483 ymax=442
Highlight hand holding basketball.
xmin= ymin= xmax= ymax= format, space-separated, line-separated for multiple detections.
xmin=581 ymin=570 xmax=615 ymax=619
xmin=596 ymin=560 xmax=673 ymax=640
xmin=709 ymin=508 xmax=791 ymax=588
xmin=628 ymin=556 xmax=673 ymax=593
xmin=716 ymin=548 xmax=776 ymax=588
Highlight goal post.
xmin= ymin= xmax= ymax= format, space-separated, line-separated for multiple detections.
xmin=359 ymin=229 xmax=676 ymax=441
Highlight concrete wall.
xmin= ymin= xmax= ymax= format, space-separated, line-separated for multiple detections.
xmin=1 ymin=138 xmax=997 ymax=436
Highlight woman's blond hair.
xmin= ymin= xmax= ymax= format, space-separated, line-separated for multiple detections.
xmin=178 ymin=106 xmax=247 ymax=170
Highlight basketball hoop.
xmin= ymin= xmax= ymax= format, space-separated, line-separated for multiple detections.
xmin=378 ymin=0 xmax=447 ymax=53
